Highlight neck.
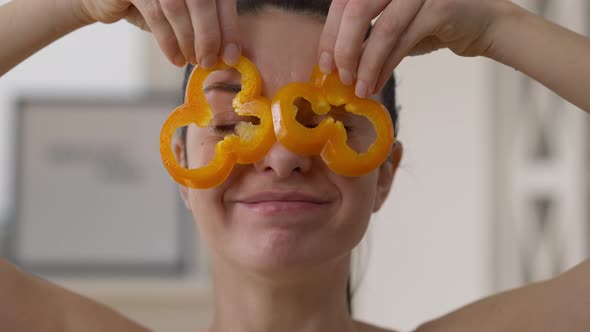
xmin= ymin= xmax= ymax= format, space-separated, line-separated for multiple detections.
xmin=207 ymin=253 xmax=357 ymax=332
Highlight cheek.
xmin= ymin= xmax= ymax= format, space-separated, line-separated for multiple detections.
xmin=329 ymin=172 xmax=379 ymax=241
xmin=187 ymin=187 xmax=228 ymax=247
xmin=184 ymin=166 xmax=249 ymax=251
xmin=336 ymin=172 xmax=379 ymax=210
xmin=186 ymin=127 xmax=219 ymax=169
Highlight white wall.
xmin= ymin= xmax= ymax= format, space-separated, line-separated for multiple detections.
xmin=0 ymin=18 xmax=147 ymax=226
xmin=353 ymin=52 xmax=494 ymax=331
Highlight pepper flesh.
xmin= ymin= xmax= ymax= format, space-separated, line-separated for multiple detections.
xmin=160 ymin=57 xmax=275 ymax=189
xmin=271 ymin=66 xmax=395 ymax=176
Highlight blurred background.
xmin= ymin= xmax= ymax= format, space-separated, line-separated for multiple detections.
xmin=0 ymin=0 xmax=588 ymax=331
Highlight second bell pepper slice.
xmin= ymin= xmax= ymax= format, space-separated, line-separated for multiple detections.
xmin=271 ymin=66 xmax=395 ymax=176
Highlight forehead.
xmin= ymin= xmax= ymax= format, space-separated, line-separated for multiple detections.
xmin=230 ymin=9 xmax=324 ymax=97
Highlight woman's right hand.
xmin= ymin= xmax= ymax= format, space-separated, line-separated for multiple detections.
xmin=77 ymin=0 xmax=241 ymax=67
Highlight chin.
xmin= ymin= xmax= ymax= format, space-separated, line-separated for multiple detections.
xmin=228 ymin=229 xmax=354 ymax=275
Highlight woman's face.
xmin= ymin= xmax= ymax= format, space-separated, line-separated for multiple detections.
xmin=175 ymin=9 xmax=401 ymax=273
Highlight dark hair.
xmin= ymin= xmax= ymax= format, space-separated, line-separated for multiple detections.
xmin=179 ymin=0 xmax=399 ymax=315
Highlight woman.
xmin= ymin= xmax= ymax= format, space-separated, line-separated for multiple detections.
xmin=1 ymin=0 xmax=589 ymax=332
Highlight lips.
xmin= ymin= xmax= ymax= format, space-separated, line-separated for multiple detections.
xmin=237 ymin=191 xmax=330 ymax=204
xmin=235 ymin=191 xmax=332 ymax=216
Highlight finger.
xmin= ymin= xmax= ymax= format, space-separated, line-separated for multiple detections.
xmin=355 ymin=0 xmax=425 ymax=98
xmin=186 ymin=0 xmax=221 ymax=69
xmin=133 ymin=0 xmax=185 ymax=66
xmin=125 ymin=5 xmax=150 ymax=32
xmin=375 ymin=8 xmax=437 ymax=93
xmin=318 ymin=0 xmax=349 ymax=74
xmin=409 ymin=36 xmax=445 ymax=56
xmin=217 ymin=0 xmax=241 ymax=65
xmin=160 ymin=0 xmax=195 ymax=62
xmin=333 ymin=0 xmax=388 ymax=85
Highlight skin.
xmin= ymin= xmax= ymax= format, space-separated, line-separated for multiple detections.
xmin=173 ymin=10 xmax=402 ymax=332
xmin=1 ymin=0 xmax=589 ymax=331
xmin=415 ymin=259 xmax=590 ymax=332
xmin=0 ymin=258 xmax=150 ymax=332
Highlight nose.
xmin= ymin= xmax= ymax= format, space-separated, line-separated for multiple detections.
xmin=253 ymin=141 xmax=312 ymax=178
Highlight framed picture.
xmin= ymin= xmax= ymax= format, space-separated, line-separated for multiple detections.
xmin=5 ymin=92 xmax=196 ymax=276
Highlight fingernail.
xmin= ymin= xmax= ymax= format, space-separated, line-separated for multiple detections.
xmin=201 ymin=55 xmax=217 ymax=69
xmin=339 ymin=68 xmax=354 ymax=85
xmin=319 ymin=52 xmax=333 ymax=73
xmin=222 ymin=43 xmax=240 ymax=65
xmin=355 ymin=80 xmax=369 ymax=98
xmin=174 ymin=54 xmax=186 ymax=67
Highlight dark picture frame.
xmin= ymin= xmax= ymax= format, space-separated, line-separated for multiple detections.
xmin=5 ymin=92 xmax=196 ymax=277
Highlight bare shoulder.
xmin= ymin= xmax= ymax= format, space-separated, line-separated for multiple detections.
xmin=354 ymin=320 xmax=399 ymax=332
xmin=413 ymin=259 xmax=590 ymax=332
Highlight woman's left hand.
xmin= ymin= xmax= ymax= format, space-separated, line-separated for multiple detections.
xmin=318 ymin=0 xmax=504 ymax=98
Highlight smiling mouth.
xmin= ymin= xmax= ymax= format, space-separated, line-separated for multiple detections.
xmin=235 ymin=192 xmax=332 ymax=216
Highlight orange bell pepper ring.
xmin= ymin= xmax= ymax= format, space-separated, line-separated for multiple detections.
xmin=271 ymin=66 xmax=395 ymax=176
xmin=160 ymin=57 xmax=275 ymax=189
